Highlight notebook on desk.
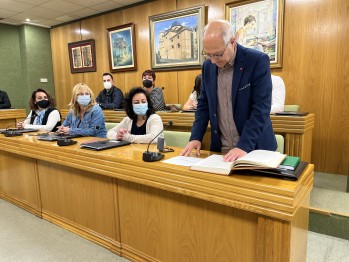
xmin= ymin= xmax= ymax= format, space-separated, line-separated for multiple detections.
xmin=181 ymin=109 xmax=196 ymax=113
xmin=37 ymin=134 xmax=82 ymax=141
xmin=274 ymin=111 xmax=309 ymax=116
xmin=0 ymin=128 xmax=38 ymax=134
xmin=80 ymin=139 xmax=130 ymax=151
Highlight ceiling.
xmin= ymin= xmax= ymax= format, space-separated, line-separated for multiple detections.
xmin=0 ymin=0 xmax=145 ymax=28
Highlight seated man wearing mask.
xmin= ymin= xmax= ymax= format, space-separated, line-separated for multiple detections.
xmin=96 ymin=72 xmax=124 ymax=109
xmin=142 ymin=70 xmax=166 ymax=111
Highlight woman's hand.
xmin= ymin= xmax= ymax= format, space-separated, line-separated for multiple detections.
xmin=56 ymin=126 xmax=70 ymax=135
xmin=17 ymin=121 xmax=25 ymax=129
xmin=116 ymin=128 xmax=129 ymax=140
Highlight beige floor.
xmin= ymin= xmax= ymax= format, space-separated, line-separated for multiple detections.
xmin=1 ymin=198 xmax=349 ymax=262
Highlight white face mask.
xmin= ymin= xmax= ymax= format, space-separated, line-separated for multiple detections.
xmin=104 ymin=81 xmax=112 ymax=90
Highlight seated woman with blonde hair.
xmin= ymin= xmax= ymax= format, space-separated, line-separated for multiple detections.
xmin=57 ymin=83 xmax=107 ymax=138
xmin=107 ymin=87 xmax=163 ymax=143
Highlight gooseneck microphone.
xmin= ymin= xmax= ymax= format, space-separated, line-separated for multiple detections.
xmin=2 ymin=115 xmax=37 ymax=137
xmin=142 ymin=121 xmax=173 ymax=162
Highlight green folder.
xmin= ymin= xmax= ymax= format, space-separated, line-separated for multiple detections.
xmin=278 ymin=156 xmax=300 ymax=171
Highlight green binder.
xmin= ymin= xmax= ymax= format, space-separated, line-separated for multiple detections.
xmin=278 ymin=156 xmax=300 ymax=171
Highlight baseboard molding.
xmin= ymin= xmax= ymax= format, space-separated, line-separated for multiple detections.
xmin=0 ymin=194 xmax=41 ymax=218
xmin=42 ymin=210 xmax=122 ymax=255
xmin=309 ymin=210 xmax=349 ymax=240
xmin=121 ymin=243 xmax=160 ymax=262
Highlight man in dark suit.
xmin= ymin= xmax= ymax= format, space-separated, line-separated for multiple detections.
xmin=0 ymin=90 xmax=11 ymax=109
xmin=181 ymin=20 xmax=276 ymax=162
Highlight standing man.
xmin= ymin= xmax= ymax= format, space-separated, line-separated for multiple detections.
xmin=0 ymin=90 xmax=11 ymax=109
xmin=96 ymin=73 xmax=124 ymax=109
xmin=181 ymin=19 xmax=276 ymax=162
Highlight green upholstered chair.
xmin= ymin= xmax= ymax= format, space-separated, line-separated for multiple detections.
xmin=275 ymin=134 xmax=285 ymax=154
xmin=105 ymin=122 xmax=118 ymax=131
xmin=163 ymin=130 xmax=191 ymax=148
xmin=284 ymin=105 xmax=300 ymax=112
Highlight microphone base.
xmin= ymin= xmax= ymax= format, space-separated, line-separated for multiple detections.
xmin=143 ymin=152 xmax=165 ymax=162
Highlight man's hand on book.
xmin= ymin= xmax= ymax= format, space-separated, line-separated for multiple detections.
xmin=223 ymin=148 xmax=247 ymax=162
xmin=180 ymin=140 xmax=201 ymax=157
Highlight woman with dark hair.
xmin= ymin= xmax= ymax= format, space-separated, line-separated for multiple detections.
xmin=17 ymin=88 xmax=61 ymax=131
xmin=107 ymin=87 xmax=163 ymax=143
xmin=183 ymin=74 xmax=202 ymax=110
xmin=142 ymin=69 xmax=166 ymax=111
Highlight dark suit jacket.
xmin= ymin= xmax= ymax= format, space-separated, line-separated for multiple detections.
xmin=190 ymin=44 xmax=277 ymax=153
xmin=0 ymin=90 xmax=11 ymax=109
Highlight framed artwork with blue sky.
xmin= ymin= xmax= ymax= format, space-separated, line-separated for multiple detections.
xmin=107 ymin=23 xmax=137 ymax=72
xmin=149 ymin=6 xmax=205 ymax=70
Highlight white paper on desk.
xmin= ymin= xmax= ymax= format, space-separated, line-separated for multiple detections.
xmin=162 ymin=156 xmax=202 ymax=167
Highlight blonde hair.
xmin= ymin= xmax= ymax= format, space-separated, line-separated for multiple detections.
xmin=69 ymin=83 xmax=96 ymax=116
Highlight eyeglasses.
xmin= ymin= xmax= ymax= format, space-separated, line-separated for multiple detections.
xmin=201 ymin=42 xmax=230 ymax=59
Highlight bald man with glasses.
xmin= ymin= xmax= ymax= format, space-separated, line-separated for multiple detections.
xmin=181 ymin=19 xmax=276 ymax=161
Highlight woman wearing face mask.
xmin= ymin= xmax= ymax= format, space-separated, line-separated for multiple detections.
xmin=142 ymin=70 xmax=166 ymax=111
xmin=107 ymin=87 xmax=163 ymax=143
xmin=57 ymin=83 xmax=107 ymax=138
xmin=17 ymin=88 xmax=61 ymax=132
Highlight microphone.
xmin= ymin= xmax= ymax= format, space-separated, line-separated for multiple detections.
xmin=142 ymin=121 xmax=173 ymax=162
xmin=2 ymin=114 xmax=37 ymax=137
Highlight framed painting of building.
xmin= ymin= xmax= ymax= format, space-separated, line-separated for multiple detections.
xmin=149 ymin=5 xmax=205 ymax=71
xmin=225 ymin=0 xmax=284 ymax=68
xmin=107 ymin=23 xmax=137 ymax=72
xmin=68 ymin=39 xmax=96 ymax=73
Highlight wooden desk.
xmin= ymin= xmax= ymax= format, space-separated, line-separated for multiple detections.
xmin=0 ymin=109 xmax=26 ymax=129
xmin=60 ymin=110 xmax=315 ymax=162
xmin=0 ymin=134 xmax=313 ymax=262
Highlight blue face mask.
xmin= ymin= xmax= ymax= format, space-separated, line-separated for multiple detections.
xmin=133 ymin=103 xmax=148 ymax=115
xmin=77 ymin=95 xmax=91 ymax=106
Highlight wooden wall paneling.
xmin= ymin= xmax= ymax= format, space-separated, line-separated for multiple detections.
xmin=278 ymin=0 xmax=349 ymax=174
xmin=0 ymin=152 xmax=41 ymax=217
xmin=177 ymin=70 xmax=201 ymax=106
xmin=81 ymin=12 xmax=123 ymax=96
xmin=118 ymin=180 xmax=258 ymax=262
xmin=50 ymin=22 xmax=83 ymax=109
xmin=37 ymin=160 xmax=120 ymax=252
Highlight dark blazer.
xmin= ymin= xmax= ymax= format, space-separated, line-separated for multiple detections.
xmin=190 ymin=44 xmax=277 ymax=153
xmin=0 ymin=90 xmax=11 ymax=109
xmin=96 ymin=86 xmax=124 ymax=109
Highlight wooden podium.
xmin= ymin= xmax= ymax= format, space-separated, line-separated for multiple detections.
xmin=0 ymin=134 xmax=313 ymax=262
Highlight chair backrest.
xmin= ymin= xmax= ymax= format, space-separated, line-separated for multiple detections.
xmin=105 ymin=122 xmax=117 ymax=131
xmin=275 ymin=134 xmax=284 ymax=154
xmin=163 ymin=130 xmax=191 ymax=148
xmin=284 ymin=104 xmax=300 ymax=112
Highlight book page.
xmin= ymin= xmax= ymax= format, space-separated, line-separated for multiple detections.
xmin=190 ymin=155 xmax=233 ymax=175
xmin=233 ymin=150 xmax=286 ymax=168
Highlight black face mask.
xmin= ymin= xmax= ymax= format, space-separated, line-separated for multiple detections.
xmin=36 ymin=100 xmax=50 ymax=109
xmin=143 ymin=79 xmax=153 ymax=88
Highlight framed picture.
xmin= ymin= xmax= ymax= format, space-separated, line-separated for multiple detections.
xmin=225 ymin=0 xmax=284 ymax=68
xmin=68 ymin=39 xmax=96 ymax=73
xmin=107 ymin=23 xmax=137 ymax=72
xmin=149 ymin=5 xmax=205 ymax=71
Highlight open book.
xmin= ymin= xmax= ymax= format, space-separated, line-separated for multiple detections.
xmin=190 ymin=150 xmax=286 ymax=175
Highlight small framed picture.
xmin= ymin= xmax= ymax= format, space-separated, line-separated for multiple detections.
xmin=107 ymin=23 xmax=137 ymax=72
xmin=68 ymin=39 xmax=96 ymax=73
